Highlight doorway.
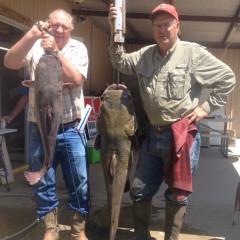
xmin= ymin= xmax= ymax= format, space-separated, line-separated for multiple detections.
xmin=0 ymin=20 xmax=26 ymax=170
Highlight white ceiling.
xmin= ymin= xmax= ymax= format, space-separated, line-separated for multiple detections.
xmin=69 ymin=0 xmax=240 ymax=48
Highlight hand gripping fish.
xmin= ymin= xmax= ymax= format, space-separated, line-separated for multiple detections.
xmin=23 ymin=53 xmax=63 ymax=185
xmin=94 ymin=84 xmax=138 ymax=240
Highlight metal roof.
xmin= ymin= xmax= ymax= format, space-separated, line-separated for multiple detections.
xmin=69 ymin=0 xmax=240 ymax=48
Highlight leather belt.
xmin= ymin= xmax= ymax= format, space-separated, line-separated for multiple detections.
xmin=31 ymin=119 xmax=81 ymax=129
xmin=61 ymin=119 xmax=80 ymax=129
xmin=150 ymin=124 xmax=172 ymax=132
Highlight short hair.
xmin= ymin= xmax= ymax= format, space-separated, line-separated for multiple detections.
xmin=48 ymin=9 xmax=74 ymax=30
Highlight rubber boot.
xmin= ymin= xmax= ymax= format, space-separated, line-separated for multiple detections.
xmin=42 ymin=208 xmax=59 ymax=240
xmin=132 ymin=201 xmax=152 ymax=240
xmin=69 ymin=211 xmax=88 ymax=240
xmin=164 ymin=201 xmax=187 ymax=240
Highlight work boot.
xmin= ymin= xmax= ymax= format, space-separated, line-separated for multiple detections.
xmin=164 ymin=201 xmax=187 ymax=240
xmin=132 ymin=201 xmax=152 ymax=240
xmin=69 ymin=211 xmax=88 ymax=240
xmin=42 ymin=208 xmax=59 ymax=240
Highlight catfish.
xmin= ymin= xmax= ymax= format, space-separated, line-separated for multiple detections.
xmin=23 ymin=53 xmax=63 ymax=185
xmin=95 ymin=83 xmax=138 ymax=240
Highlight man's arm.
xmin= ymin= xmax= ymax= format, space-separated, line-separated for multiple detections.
xmin=186 ymin=49 xmax=236 ymax=123
xmin=4 ymin=23 xmax=44 ymax=69
xmin=58 ymin=49 xmax=86 ymax=87
xmin=1 ymin=95 xmax=29 ymax=124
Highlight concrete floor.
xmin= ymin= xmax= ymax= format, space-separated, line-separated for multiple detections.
xmin=1 ymin=143 xmax=240 ymax=240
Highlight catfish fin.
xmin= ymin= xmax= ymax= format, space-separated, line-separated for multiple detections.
xmin=22 ymin=80 xmax=35 ymax=88
xmin=94 ymin=134 xmax=101 ymax=150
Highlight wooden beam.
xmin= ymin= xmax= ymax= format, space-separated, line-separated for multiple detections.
xmin=102 ymin=0 xmax=112 ymax=5
xmin=126 ymin=21 xmax=144 ymax=40
xmin=222 ymin=5 xmax=240 ymax=46
xmin=71 ymin=9 xmax=240 ymax=23
xmin=125 ymin=37 xmax=240 ymax=49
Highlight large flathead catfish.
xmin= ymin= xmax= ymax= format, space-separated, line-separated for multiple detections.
xmin=95 ymin=84 xmax=138 ymax=240
xmin=23 ymin=53 xmax=63 ymax=185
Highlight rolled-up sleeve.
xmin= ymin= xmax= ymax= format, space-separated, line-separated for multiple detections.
xmin=107 ymin=36 xmax=140 ymax=75
xmin=70 ymin=43 xmax=88 ymax=79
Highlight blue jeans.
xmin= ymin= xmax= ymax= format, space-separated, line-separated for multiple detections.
xmin=130 ymin=126 xmax=201 ymax=205
xmin=28 ymin=122 xmax=90 ymax=219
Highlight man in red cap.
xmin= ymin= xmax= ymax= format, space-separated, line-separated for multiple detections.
xmin=108 ymin=3 xmax=235 ymax=240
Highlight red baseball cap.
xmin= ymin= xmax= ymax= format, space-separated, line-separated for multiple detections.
xmin=150 ymin=4 xmax=179 ymax=21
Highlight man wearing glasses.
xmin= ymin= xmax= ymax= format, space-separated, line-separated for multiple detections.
xmin=108 ymin=3 xmax=235 ymax=240
xmin=4 ymin=9 xmax=89 ymax=240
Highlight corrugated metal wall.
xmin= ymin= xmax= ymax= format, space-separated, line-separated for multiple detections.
xmin=209 ymin=48 xmax=240 ymax=137
xmin=88 ymin=23 xmax=114 ymax=96
xmin=0 ymin=0 xmax=70 ymax=21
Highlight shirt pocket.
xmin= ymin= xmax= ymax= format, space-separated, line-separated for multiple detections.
xmin=138 ymin=72 xmax=155 ymax=91
xmin=167 ymin=68 xmax=189 ymax=100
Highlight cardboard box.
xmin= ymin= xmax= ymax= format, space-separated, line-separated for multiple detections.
xmin=87 ymin=140 xmax=100 ymax=164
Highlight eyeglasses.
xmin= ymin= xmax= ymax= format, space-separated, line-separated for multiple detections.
xmin=152 ymin=21 xmax=177 ymax=31
xmin=50 ymin=23 xmax=71 ymax=32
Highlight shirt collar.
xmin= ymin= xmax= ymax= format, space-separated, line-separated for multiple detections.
xmin=155 ymin=37 xmax=179 ymax=59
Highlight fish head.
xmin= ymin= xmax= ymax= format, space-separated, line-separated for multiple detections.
xmin=101 ymin=85 xmax=134 ymax=115
xmin=97 ymin=84 xmax=137 ymax=136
